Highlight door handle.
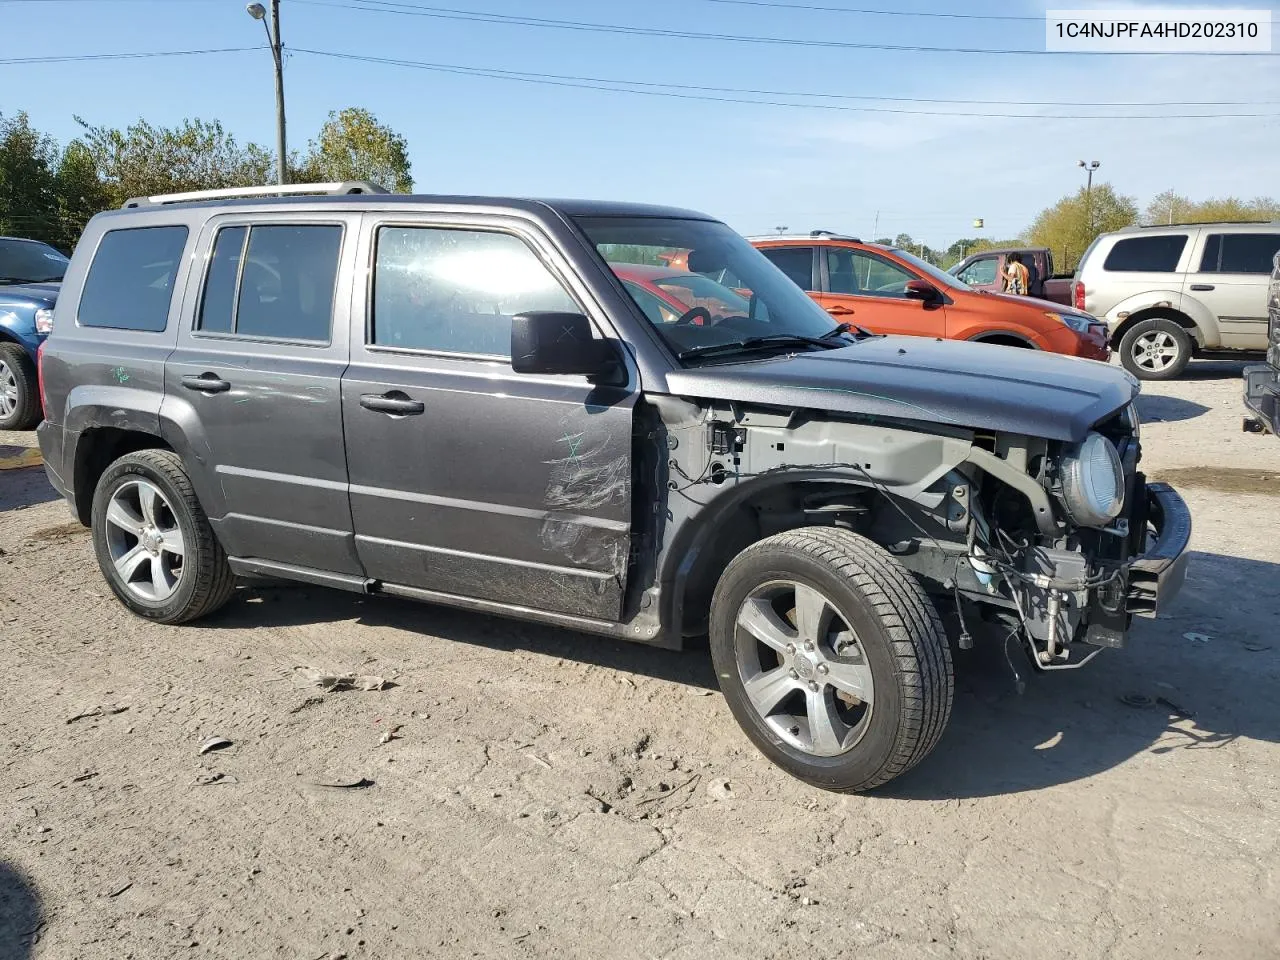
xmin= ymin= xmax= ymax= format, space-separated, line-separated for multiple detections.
xmin=1190 ymin=284 xmax=1215 ymax=291
xmin=360 ymin=393 xmax=425 ymax=416
xmin=181 ymin=373 xmax=231 ymax=393
xmin=826 ymin=305 xmax=857 ymax=316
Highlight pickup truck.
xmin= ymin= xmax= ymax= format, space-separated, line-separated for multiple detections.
xmin=949 ymin=247 xmax=1073 ymax=306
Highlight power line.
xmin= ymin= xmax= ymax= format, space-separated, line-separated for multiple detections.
xmin=292 ymin=48 xmax=1280 ymax=119
xmin=0 ymin=47 xmax=261 ymax=65
xmin=696 ymin=0 xmax=1041 ymax=21
xmin=292 ymin=0 xmax=1280 ymax=56
xmin=296 ymin=48 xmax=1279 ymax=109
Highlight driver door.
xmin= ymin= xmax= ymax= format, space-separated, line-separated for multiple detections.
xmin=817 ymin=247 xmax=943 ymax=338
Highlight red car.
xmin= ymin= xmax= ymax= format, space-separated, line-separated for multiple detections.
xmin=610 ymin=263 xmax=749 ymax=326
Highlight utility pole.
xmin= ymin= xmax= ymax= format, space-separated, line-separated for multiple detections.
xmin=871 ymin=210 xmax=880 ymax=239
xmin=248 ymin=1 xmax=288 ymax=185
xmin=1077 ymin=160 xmax=1100 ymax=237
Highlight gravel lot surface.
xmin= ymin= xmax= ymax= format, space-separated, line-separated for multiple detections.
xmin=2 ymin=360 xmax=1278 ymax=960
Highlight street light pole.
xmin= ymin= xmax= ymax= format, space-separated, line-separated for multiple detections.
xmin=248 ymin=2 xmax=287 ymax=186
xmin=1077 ymin=159 xmax=1100 ymax=236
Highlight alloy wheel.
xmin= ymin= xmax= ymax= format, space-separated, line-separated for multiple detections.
xmin=733 ymin=580 xmax=875 ymax=757
xmin=0 ymin=360 xmax=17 ymax=420
xmin=104 ymin=479 xmax=186 ymax=602
xmin=1131 ymin=330 xmax=1180 ymax=373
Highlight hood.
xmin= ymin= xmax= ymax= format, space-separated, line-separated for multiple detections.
xmin=663 ymin=336 xmax=1138 ymax=442
xmin=974 ymin=289 xmax=1091 ymax=318
xmin=0 ymin=281 xmax=60 ymax=308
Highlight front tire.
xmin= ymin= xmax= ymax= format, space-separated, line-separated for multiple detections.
xmin=0 ymin=343 xmax=41 ymax=430
xmin=710 ymin=527 xmax=952 ymax=792
xmin=91 ymin=449 xmax=235 ymax=623
xmin=1119 ymin=317 xmax=1192 ymax=380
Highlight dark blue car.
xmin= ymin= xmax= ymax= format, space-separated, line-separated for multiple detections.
xmin=0 ymin=236 xmax=68 ymax=429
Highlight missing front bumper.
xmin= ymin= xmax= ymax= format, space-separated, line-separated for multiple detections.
xmin=1125 ymin=482 xmax=1192 ymax=618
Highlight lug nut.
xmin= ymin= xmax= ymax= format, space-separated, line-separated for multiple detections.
xmin=786 ymin=643 xmax=796 ymax=654
xmin=808 ymin=681 xmax=820 ymax=692
xmin=817 ymin=663 xmax=829 ymax=675
xmin=788 ymin=669 xmax=798 ymax=680
xmin=803 ymin=642 xmax=815 ymax=652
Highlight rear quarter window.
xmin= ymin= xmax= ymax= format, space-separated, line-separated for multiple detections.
xmin=1102 ymin=235 xmax=1188 ymax=273
xmin=78 ymin=225 xmax=189 ymax=331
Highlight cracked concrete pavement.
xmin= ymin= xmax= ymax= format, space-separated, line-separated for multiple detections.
xmin=1 ymin=361 xmax=1278 ymax=959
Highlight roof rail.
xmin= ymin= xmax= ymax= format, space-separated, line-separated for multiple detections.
xmin=122 ymin=181 xmax=389 ymax=209
xmin=1138 ymin=219 xmax=1278 ymax=228
xmin=809 ymin=229 xmax=864 ymax=242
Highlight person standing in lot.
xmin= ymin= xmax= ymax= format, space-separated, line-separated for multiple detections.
xmin=1003 ymin=252 xmax=1030 ymax=296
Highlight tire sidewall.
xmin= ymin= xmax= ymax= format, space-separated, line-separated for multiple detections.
xmin=91 ymin=455 xmax=205 ymax=622
xmin=0 ymin=346 xmax=38 ymax=431
xmin=710 ymin=544 xmax=910 ymax=791
xmin=1120 ymin=318 xmax=1191 ymax=381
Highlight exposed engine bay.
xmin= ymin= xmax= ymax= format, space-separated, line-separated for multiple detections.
xmin=653 ymin=396 xmax=1189 ymax=674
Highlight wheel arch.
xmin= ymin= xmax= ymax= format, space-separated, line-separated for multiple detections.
xmin=968 ymin=331 xmax=1038 ymax=349
xmin=71 ymin=426 xmax=174 ymax=526
xmin=1111 ymin=306 xmax=1202 ymax=349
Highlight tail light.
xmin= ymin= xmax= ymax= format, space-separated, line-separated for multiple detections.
xmin=37 ymin=340 xmax=48 ymax=416
xmin=1074 ymin=281 xmax=1086 ymax=311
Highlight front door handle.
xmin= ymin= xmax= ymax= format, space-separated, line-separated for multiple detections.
xmin=826 ymin=304 xmax=857 ymax=316
xmin=181 ymin=373 xmax=231 ymax=393
xmin=1190 ymin=284 xmax=1215 ymax=291
xmin=360 ymin=392 xmax=425 ymax=416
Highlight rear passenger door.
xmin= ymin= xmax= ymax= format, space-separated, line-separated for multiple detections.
xmin=1186 ymin=231 xmax=1280 ymax=349
xmin=162 ymin=214 xmax=362 ymax=575
xmin=341 ymin=215 xmax=636 ymax=622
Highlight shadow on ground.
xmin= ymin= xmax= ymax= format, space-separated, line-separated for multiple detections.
xmin=0 ymin=466 xmax=58 ymax=512
xmin=1178 ymin=359 xmax=1253 ymax=381
xmin=1135 ymin=393 xmax=1211 ymax=424
xmin=196 ymin=546 xmax=1280 ymax=799
xmin=0 ymin=863 xmax=43 ymax=960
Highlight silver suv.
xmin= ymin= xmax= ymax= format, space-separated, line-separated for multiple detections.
xmin=1076 ymin=222 xmax=1280 ymax=379
xmin=36 ymin=183 xmax=1190 ymax=792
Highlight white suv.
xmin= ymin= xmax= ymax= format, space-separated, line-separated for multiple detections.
xmin=1075 ymin=222 xmax=1280 ymax=379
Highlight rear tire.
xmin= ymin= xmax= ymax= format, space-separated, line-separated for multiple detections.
xmin=1119 ymin=317 xmax=1192 ymax=380
xmin=0 ymin=343 xmax=41 ymax=431
xmin=709 ymin=527 xmax=952 ymax=792
xmin=91 ymin=449 xmax=235 ymax=623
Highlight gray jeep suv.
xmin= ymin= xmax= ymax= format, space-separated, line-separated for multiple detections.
xmin=37 ymin=183 xmax=1191 ymax=791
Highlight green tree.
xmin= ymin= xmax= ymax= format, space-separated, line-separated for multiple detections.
xmin=1025 ymin=184 xmax=1137 ymax=273
xmin=74 ymin=116 xmax=272 ymax=207
xmin=295 ymin=107 xmax=413 ymax=192
xmin=53 ymin=141 xmax=112 ymax=250
xmin=0 ymin=111 xmax=61 ymax=245
xmin=1142 ymin=190 xmax=1280 ymax=226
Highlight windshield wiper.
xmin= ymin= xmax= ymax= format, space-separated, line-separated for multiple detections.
xmin=678 ymin=334 xmax=842 ymax=362
xmin=820 ymin=321 xmax=878 ymax=340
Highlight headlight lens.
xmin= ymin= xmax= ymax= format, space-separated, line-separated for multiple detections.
xmin=1059 ymin=431 xmax=1125 ymax=528
xmin=35 ymin=308 xmax=55 ymax=335
xmin=1045 ymin=310 xmax=1093 ymax=334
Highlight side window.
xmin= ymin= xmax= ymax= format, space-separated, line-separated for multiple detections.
xmin=828 ymin=249 xmax=915 ymax=297
xmin=1103 ymin=235 xmax=1188 ymax=273
xmin=758 ymin=247 xmax=814 ymax=290
xmin=956 ymin=257 xmax=998 ymax=286
xmin=371 ymin=226 xmax=578 ymax=357
xmin=78 ymin=226 xmax=189 ymax=331
xmin=1213 ymin=233 xmax=1280 ymax=274
xmin=198 ymin=224 xmax=342 ymax=342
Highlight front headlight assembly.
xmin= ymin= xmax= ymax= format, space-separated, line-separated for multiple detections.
xmin=1045 ymin=311 xmax=1094 ymax=334
xmin=1059 ymin=431 xmax=1125 ymax=528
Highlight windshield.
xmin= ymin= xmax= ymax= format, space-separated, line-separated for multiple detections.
xmin=0 ymin=239 xmax=68 ymax=283
xmin=577 ymin=217 xmax=844 ymax=362
xmin=889 ymin=247 xmax=972 ymax=292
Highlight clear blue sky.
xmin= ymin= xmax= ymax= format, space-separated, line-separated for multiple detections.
xmin=4 ymin=0 xmax=1279 ymax=246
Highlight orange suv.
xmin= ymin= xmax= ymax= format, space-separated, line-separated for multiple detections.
xmin=750 ymin=233 xmax=1109 ymax=361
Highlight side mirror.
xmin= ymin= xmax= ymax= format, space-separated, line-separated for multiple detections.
xmin=904 ymin=279 xmax=941 ymax=304
xmin=510 ymin=312 xmax=617 ymax=377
